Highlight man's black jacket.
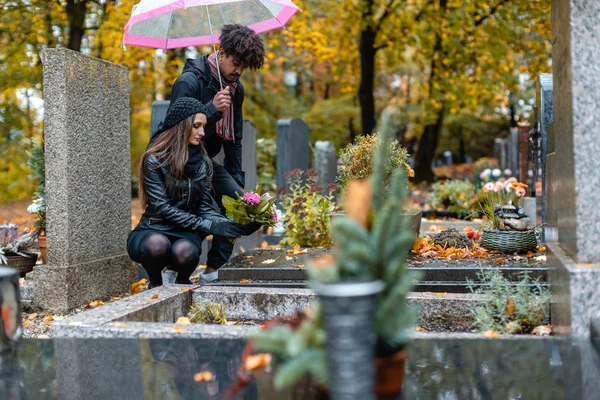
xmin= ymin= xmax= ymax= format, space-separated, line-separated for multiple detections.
xmin=166 ymin=55 xmax=245 ymax=188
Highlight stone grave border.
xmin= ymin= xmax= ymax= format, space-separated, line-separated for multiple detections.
xmin=51 ymin=283 xmax=501 ymax=338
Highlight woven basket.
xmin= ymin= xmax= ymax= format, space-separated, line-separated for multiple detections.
xmin=4 ymin=253 xmax=38 ymax=276
xmin=481 ymin=229 xmax=538 ymax=254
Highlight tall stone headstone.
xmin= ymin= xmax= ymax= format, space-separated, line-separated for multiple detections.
xmin=493 ymin=138 xmax=507 ymax=169
xmin=547 ymin=0 xmax=600 ymax=339
xmin=150 ymin=100 xmax=170 ymax=138
xmin=240 ymin=120 xmax=257 ymax=192
xmin=508 ymin=127 xmax=519 ymax=176
xmin=33 ymin=48 xmax=137 ymax=313
xmin=276 ymin=118 xmax=309 ymax=189
xmin=312 ymin=141 xmax=337 ymax=192
xmin=536 ymin=74 xmax=554 ymax=243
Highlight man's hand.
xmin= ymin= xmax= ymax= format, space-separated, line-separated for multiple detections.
xmin=213 ymin=89 xmax=231 ymax=113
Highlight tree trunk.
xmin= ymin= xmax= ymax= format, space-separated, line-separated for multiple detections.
xmin=66 ymin=0 xmax=87 ymax=51
xmin=414 ymin=109 xmax=445 ymax=182
xmin=359 ymin=24 xmax=376 ymax=135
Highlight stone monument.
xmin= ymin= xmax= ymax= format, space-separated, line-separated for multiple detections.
xmin=32 ymin=48 xmax=137 ymax=313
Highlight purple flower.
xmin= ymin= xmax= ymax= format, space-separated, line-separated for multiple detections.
xmin=243 ymin=192 xmax=261 ymax=206
xmin=271 ymin=212 xmax=278 ymax=221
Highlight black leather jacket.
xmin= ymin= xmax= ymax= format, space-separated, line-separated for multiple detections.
xmin=135 ymin=154 xmax=228 ymax=235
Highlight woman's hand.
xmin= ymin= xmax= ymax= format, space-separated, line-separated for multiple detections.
xmin=242 ymin=222 xmax=263 ymax=236
xmin=209 ymin=221 xmax=244 ymax=238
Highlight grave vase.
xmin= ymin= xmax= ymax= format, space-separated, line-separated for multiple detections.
xmin=314 ymin=280 xmax=384 ymax=400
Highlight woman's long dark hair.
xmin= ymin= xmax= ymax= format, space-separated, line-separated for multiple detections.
xmin=139 ymin=114 xmax=208 ymax=208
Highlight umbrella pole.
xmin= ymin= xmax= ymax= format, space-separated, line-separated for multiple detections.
xmin=206 ymin=5 xmax=223 ymax=90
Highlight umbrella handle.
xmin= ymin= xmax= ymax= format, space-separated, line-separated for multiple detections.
xmin=207 ymin=5 xmax=223 ymax=90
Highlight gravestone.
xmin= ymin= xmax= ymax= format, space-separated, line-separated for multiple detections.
xmin=518 ymin=125 xmax=529 ymax=182
xmin=240 ymin=120 xmax=257 ymax=192
xmin=312 ymin=141 xmax=337 ymax=193
xmin=493 ymin=138 xmax=507 ymax=169
xmin=149 ymin=100 xmax=169 ymax=138
xmin=32 ymin=48 xmax=137 ymax=313
xmin=276 ymin=118 xmax=309 ymax=189
xmin=508 ymin=127 xmax=519 ymax=176
xmin=537 ymin=75 xmax=554 ymax=242
xmin=547 ymin=0 xmax=600 ymax=338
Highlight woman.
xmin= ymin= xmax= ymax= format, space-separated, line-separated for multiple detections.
xmin=127 ymin=97 xmax=251 ymax=287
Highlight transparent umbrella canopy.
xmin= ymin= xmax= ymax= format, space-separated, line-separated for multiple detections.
xmin=123 ymin=0 xmax=300 ymax=50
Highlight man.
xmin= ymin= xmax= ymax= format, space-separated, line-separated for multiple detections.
xmin=166 ymin=24 xmax=265 ymax=282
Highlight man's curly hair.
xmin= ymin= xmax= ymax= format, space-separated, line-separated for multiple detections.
xmin=219 ymin=24 xmax=265 ymax=70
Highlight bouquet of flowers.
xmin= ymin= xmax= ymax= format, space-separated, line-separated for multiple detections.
xmin=222 ymin=191 xmax=279 ymax=227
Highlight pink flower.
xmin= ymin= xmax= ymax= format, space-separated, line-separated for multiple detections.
xmin=271 ymin=212 xmax=278 ymax=221
xmin=482 ymin=182 xmax=495 ymax=193
xmin=243 ymin=192 xmax=261 ymax=206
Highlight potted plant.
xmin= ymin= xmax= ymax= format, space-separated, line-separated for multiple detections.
xmin=244 ymin=108 xmax=420 ymax=399
xmin=334 ymin=125 xmax=421 ymax=237
xmin=478 ymin=184 xmax=537 ymax=253
xmin=279 ymin=169 xmax=338 ymax=248
xmin=0 ymin=225 xmax=39 ymax=276
xmin=27 ymin=141 xmax=46 ymax=264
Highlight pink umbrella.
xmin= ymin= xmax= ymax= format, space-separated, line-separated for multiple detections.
xmin=123 ymin=0 xmax=300 ymax=50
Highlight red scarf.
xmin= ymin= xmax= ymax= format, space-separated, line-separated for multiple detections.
xmin=207 ymin=53 xmax=238 ymax=141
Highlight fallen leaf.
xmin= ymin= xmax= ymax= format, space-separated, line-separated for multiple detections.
xmin=494 ymin=258 xmax=506 ymax=266
xmin=27 ymin=313 xmax=37 ymax=320
xmin=53 ymin=315 xmax=65 ymax=321
xmin=433 ymin=292 xmax=448 ymax=297
xmin=245 ymin=353 xmax=272 ymax=371
xmin=22 ymin=321 xmax=30 ymax=327
xmin=506 ymin=299 xmax=515 ymax=314
xmin=176 ymin=317 xmax=191 ymax=324
xmin=286 ymin=249 xmax=294 ymax=255
xmin=285 ymin=256 xmax=293 ymax=261
xmin=262 ymin=259 xmax=276 ymax=264
xmin=534 ymin=255 xmax=547 ymax=262
xmin=537 ymin=245 xmax=547 ymax=252
xmin=43 ymin=316 xmax=54 ymax=322
xmin=293 ymin=244 xmax=301 ymax=255
xmin=532 ymin=325 xmax=552 ymax=336
xmin=414 ymin=326 xmax=425 ymax=332
xmin=295 ymin=264 xmax=304 ymax=269
xmin=179 ymin=288 xmax=192 ymax=291
xmin=88 ymin=300 xmax=105 ymax=308
xmin=260 ymin=241 xmax=269 ymax=249
xmin=194 ymin=371 xmax=214 ymax=382
xmin=246 ymin=256 xmax=254 ymax=259
xmin=114 ymin=322 xmax=128 ymax=327
xmin=240 ymin=246 xmax=245 ymax=253
xmin=150 ymin=294 xmax=159 ymax=300
xmin=38 ymin=334 xmax=50 ymax=339
xmin=481 ymin=330 xmax=500 ymax=339
xmin=130 ymin=278 xmax=148 ymax=295
xmin=526 ymin=251 xmax=535 ymax=258
xmin=173 ymin=326 xmax=186 ymax=333
xmin=240 ymin=279 xmax=253 ymax=284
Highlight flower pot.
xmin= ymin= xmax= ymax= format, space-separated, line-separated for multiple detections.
xmin=330 ymin=210 xmax=422 ymax=238
xmin=480 ymin=229 xmax=538 ymax=253
xmin=4 ymin=253 xmax=37 ymax=277
xmin=375 ymin=349 xmax=408 ymax=399
xmin=314 ymin=280 xmax=385 ymax=400
xmin=37 ymin=234 xmax=47 ymax=264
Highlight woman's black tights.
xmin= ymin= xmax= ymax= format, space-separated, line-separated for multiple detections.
xmin=139 ymin=233 xmax=200 ymax=287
